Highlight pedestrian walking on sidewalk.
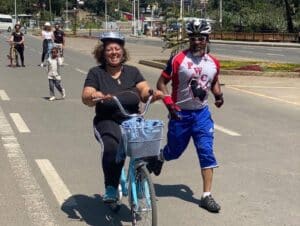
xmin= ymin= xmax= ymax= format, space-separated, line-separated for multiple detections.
xmin=47 ymin=47 xmax=66 ymax=101
xmin=154 ymin=19 xmax=224 ymax=213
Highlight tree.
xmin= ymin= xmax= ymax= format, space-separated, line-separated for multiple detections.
xmin=283 ymin=0 xmax=295 ymax=32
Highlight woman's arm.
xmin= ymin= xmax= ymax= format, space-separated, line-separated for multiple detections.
xmin=82 ymin=86 xmax=106 ymax=107
xmin=136 ymin=81 xmax=164 ymax=103
xmin=9 ymin=34 xmax=13 ymax=42
xmin=20 ymin=34 xmax=25 ymax=44
xmin=136 ymin=81 xmax=151 ymax=102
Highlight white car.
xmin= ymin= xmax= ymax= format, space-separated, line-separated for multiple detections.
xmin=0 ymin=14 xmax=14 ymax=32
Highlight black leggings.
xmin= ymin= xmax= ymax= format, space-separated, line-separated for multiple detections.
xmin=15 ymin=44 xmax=24 ymax=65
xmin=94 ymin=120 xmax=125 ymax=189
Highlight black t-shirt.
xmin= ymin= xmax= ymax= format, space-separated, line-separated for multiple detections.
xmin=54 ymin=30 xmax=65 ymax=44
xmin=84 ymin=64 xmax=145 ymax=123
xmin=12 ymin=32 xmax=24 ymax=45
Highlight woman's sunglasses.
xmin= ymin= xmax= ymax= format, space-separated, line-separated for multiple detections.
xmin=189 ymin=36 xmax=207 ymax=42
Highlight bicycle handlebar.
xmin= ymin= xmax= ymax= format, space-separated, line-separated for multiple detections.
xmin=112 ymin=95 xmax=153 ymax=117
xmin=94 ymin=91 xmax=154 ymax=118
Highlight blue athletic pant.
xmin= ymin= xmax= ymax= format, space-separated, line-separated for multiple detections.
xmin=162 ymin=106 xmax=218 ymax=169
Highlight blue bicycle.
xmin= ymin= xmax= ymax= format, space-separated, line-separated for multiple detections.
xmin=102 ymin=92 xmax=163 ymax=226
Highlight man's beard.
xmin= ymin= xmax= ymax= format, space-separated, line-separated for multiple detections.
xmin=191 ymin=46 xmax=206 ymax=56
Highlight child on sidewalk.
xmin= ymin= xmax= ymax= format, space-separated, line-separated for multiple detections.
xmin=47 ymin=47 xmax=66 ymax=101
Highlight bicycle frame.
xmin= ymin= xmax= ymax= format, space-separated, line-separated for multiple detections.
xmin=96 ymin=92 xmax=158 ymax=225
xmin=8 ymin=42 xmax=18 ymax=67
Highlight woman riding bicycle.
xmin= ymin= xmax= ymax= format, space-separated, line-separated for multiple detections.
xmin=81 ymin=31 xmax=163 ymax=203
xmin=9 ymin=24 xmax=25 ymax=67
xmin=39 ymin=22 xmax=54 ymax=67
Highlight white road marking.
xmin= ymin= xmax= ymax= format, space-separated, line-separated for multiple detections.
xmin=75 ymin=68 xmax=87 ymax=74
xmin=36 ymin=159 xmax=73 ymax=206
xmin=0 ymin=106 xmax=57 ymax=226
xmin=266 ymin=48 xmax=282 ymax=51
xmin=228 ymin=85 xmax=296 ymax=89
xmin=215 ymin=124 xmax=241 ymax=136
xmin=267 ymin=53 xmax=284 ymax=56
xmin=237 ymin=50 xmax=252 ymax=53
xmin=0 ymin=90 xmax=10 ymax=101
xmin=227 ymin=86 xmax=300 ymax=106
xmin=9 ymin=113 xmax=31 ymax=133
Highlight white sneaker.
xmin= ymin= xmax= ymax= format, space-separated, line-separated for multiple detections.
xmin=40 ymin=63 xmax=44 ymax=67
xmin=49 ymin=96 xmax=56 ymax=101
xmin=61 ymin=89 xmax=66 ymax=99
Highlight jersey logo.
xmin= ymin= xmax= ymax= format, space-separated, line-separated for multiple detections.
xmin=200 ymin=74 xmax=208 ymax=82
xmin=193 ymin=67 xmax=202 ymax=75
xmin=187 ymin=62 xmax=193 ymax=69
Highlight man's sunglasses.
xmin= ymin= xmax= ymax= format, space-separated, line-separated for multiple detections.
xmin=189 ymin=36 xmax=207 ymax=42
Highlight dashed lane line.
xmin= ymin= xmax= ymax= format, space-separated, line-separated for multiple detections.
xmin=267 ymin=53 xmax=285 ymax=56
xmin=36 ymin=159 xmax=75 ymax=206
xmin=36 ymin=159 xmax=82 ymax=220
xmin=0 ymin=90 xmax=10 ymax=101
xmin=9 ymin=113 xmax=31 ymax=133
xmin=0 ymin=106 xmax=57 ymax=226
xmin=227 ymin=85 xmax=296 ymax=89
xmin=75 ymin=68 xmax=87 ymax=74
xmin=215 ymin=124 xmax=241 ymax=136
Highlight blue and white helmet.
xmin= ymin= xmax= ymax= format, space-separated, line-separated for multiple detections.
xmin=186 ymin=19 xmax=211 ymax=36
xmin=99 ymin=31 xmax=125 ymax=45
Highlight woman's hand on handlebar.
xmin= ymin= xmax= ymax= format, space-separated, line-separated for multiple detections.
xmin=91 ymin=91 xmax=112 ymax=102
xmin=149 ymin=89 xmax=164 ymax=103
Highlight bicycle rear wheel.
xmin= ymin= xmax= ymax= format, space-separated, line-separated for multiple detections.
xmin=131 ymin=165 xmax=157 ymax=226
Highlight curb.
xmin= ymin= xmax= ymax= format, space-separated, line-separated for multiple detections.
xmin=138 ymin=60 xmax=300 ymax=78
xmin=210 ymin=40 xmax=300 ymax=48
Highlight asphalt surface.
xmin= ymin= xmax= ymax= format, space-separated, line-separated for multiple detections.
xmin=0 ymin=32 xmax=299 ymax=226
xmin=76 ymin=30 xmax=300 ymax=63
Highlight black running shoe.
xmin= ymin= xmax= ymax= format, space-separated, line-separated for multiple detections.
xmin=200 ymin=195 xmax=221 ymax=213
xmin=153 ymin=158 xmax=164 ymax=176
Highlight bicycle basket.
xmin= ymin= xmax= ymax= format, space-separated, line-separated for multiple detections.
xmin=121 ymin=117 xmax=164 ymax=159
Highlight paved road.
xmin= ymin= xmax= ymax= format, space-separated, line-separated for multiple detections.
xmin=76 ymin=30 xmax=300 ymax=63
xmin=0 ymin=33 xmax=299 ymax=226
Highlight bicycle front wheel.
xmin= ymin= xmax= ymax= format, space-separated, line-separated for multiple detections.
xmin=132 ymin=165 xmax=157 ymax=226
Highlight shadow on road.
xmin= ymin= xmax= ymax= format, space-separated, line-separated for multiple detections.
xmin=154 ymin=183 xmax=200 ymax=205
xmin=61 ymin=194 xmax=132 ymax=226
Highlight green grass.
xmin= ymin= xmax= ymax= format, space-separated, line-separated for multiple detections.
xmin=220 ymin=60 xmax=300 ymax=72
xmin=155 ymin=59 xmax=300 ymax=72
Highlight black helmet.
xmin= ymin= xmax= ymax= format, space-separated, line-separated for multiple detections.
xmin=186 ymin=19 xmax=211 ymax=36
xmin=99 ymin=31 xmax=125 ymax=46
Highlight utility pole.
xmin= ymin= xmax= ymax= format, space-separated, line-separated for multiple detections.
xmin=49 ymin=0 xmax=52 ymax=22
xmin=14 ymin=0 xmax=17 ymax=24
xmin=133 ymin=0 xmax=136 ymax=36
xmin=105 ymin=0 xmax=108 ymax=30
xmin=179 ymin=0 xmax=183 ymax=40
xmin=180 ymin=0 xmax=183 ymax=20
xmin=219 ymin=0 xmax=222 ymax=29
xmin=66 ymin=0 xmax=69 ymax=30
xmin=137 ymin=0 xmax=140 ymax=35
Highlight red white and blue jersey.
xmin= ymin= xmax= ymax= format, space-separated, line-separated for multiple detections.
xmin=161 ymin=50 xmax=220 ymax=110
